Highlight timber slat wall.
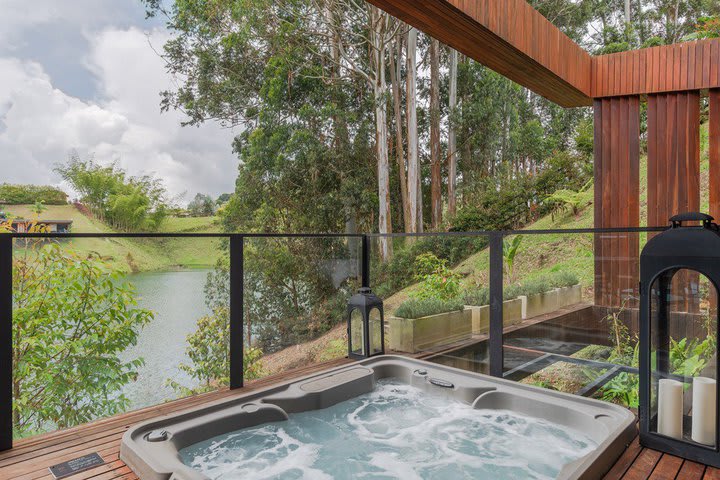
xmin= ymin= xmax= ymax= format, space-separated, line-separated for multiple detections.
xmin=594 ymin=97 xmax=640 ymax=307
xmin=365 ymin=0 xmax=593 ymax=107
xmin=593 ymin=39 xmax=720 ymax=98
xmin=647 ymin=92 xmax=701 ymax=227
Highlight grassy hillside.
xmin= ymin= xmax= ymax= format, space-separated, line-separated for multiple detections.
xmin=6 ymin=204 xmax=223 ymax=273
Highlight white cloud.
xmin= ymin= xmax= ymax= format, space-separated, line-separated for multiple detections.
xmin=0 ymin=26 xmax=239 ymax=202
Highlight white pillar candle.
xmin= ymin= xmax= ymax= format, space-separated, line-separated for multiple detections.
xmin=691 ymin=377 xmax=716 ymax=446
xmin=658 ymin=379 xmax=683 ymax=439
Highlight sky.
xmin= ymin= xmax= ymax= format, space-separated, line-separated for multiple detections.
xmin=0 ymin=0 xmax=239 ymax=204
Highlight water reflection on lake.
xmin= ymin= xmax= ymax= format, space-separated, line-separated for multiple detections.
xmin=118 ymin=269 xmax=213 ymax=409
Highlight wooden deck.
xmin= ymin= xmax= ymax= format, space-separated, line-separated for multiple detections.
xmin=0 ymin=358 xmax=352 ymax=480
xmin=1 ymin=356 xmax=719 ymax=480
xmin=603 ymin=435 xmax=720 ymax=480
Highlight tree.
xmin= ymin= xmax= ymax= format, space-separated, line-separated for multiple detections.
xmin=447 ymin=48 xmax=459 ymax=217
xmin=56 ymin=154 xmax=169 ymax=231
xmin=12 ymin=244 xmax=152 ymax=436
xmin=406 ymin=27 xmax=420 ymax=233
xmin=429 ymin=37 xmax=442 ymax=229
xmin=167 ymin=264 xmax=264 ymax=395
xmin=30 ymin=200 xmax=47 ymax=218
xmin=216 ymin=193 xmax=232 ymax=205
xmin=188 ymin=193 xmax=216 ymax=216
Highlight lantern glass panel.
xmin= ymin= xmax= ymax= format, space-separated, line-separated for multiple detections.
xmin=369 ymin=308 xmax=383 ymax=355
xmin=649 ymin=269 xmax=717 ymax=445
xmin=349 ymin=308 xmax=365 ymax=357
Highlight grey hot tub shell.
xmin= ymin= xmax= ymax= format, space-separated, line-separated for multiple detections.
xmin=120 ymin=355 xmax=635 ymax=480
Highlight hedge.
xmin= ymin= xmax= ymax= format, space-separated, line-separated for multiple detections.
xmin=0 ymin=184 xmax=68 ymax=205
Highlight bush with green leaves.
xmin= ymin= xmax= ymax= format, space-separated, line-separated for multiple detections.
xmin=12 ymin=244 xmax=153 ymax=437
xmin=394 ymin=297 xmax=465 ymax=319
xmin=167 ymin=305 xmax=264 ymax=396
xmin=372 ymin=236 xmax=487 ymax=299
xmin=411 ymin=253 xmax=462 ymax=301
xmin=0 ymin=184 xmax=68 ymax=205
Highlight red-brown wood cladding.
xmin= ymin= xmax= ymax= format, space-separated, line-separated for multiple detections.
xmin=594 ymin=97 xmax=640 ymax=307
xmin=365 ymin=0 xmax=593 ymax=107
xmin=593 ymin=39 xmax=720 ymax=98
xmin=647 ymin=92 xmax=701 ymax=227
xmin=647 ymin=92 xmax=701 ymax=312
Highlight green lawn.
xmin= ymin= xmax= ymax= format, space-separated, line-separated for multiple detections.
xmin=6 ymin=204 xmax=223 ymax=273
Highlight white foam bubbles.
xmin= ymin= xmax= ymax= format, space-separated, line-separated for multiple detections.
xmin=179 ymin=379 xmax=598 ymax=479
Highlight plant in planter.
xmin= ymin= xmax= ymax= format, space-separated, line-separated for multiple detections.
xmin=390 ymin=297 xmax=469 ymax=353
xmin=587 ymin=302 xmax=716 ymax=408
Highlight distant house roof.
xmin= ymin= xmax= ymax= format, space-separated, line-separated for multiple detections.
xmin=11 ymin=219 xmax=73 ymax=225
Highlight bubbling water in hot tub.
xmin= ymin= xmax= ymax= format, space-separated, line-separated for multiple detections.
xmin=179 ymin=379 xmax=597 ymax=479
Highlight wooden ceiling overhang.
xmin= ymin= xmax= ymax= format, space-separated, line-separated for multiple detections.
xmin=367 ymin=0 xmax=720 ymax=106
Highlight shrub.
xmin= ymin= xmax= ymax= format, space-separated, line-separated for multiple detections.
xmin=372 ymin=236 xmax=487 ymax=299
xmin=412 ymin=253 xmax=462 ymax=301
xmin=394 ymin=297 xmax=465 ymax=319
xmin=0 ymin=184 xmax=67 ymax=205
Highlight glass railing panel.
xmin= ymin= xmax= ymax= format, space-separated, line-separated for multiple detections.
xmin=11 ymin=235 xmax=227 ymax=439
xmin=499 ymin=230 xmax=643 ymax=406
xmin=242 ymin=236 xmax=361 ymax=381
xmin=371 ymin=234 xmax=490 ymax=374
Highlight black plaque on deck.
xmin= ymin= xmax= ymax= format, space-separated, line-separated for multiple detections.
xmin=48 ymin=452 xmax=105 ymax=479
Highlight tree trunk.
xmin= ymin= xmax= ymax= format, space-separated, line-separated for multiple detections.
xmin=390 ymin=31 xmax=411 ymax=232
xmin=447 ymin=48 xmax=458 ymax=217
xmin=624 ymin=0 xmax=631 ymax=25
xmin=370 ymin=8 xmax=393 ymax=260
xmin=430 ymin=38 xmax=442 ymax=229
xmin=406 ymin=27 xmax=420 ymax=234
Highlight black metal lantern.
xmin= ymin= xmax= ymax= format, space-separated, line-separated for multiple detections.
xmin=640 ymin=212 xmax=720 ymax=466
xmin=347 ymin=287 xmax=385 ymax=359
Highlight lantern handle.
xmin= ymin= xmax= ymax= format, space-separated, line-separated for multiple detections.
xmin=669 ymin=212 xmax=714 ymax=229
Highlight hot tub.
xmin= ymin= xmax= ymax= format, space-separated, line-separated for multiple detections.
xmin=121 ymin=356 xmax=635 ymax=480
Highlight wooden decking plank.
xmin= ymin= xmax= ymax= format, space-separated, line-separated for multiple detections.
xmin=8 ymin=442 xmax=120 ymax=479
xmin=0 ymin=358 xmax=352 ymax=479
xmin=623 ymin=448 xmax=663 ymax=480
xmin=676 ymin=460 xmax=706 ymax=480
xmin=604 ymin=436 xmax=643 ymax=479
xmin=7 ymin=358 xmax=350 ymax=455
xmin=648 ymin=453 xmax=684 ymax=479
xmin=705 ymin=467 xmax=720 ymax=479
xmin=3 ymin=358 xmax=351 ymax=460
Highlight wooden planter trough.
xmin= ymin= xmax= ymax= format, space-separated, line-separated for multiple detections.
xmin=389 ymin=308 xmax=472 ymax=353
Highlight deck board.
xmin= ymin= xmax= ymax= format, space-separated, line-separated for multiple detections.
xmin=2 ymin=359 xmax=720 ymax=480
xmin=0 ymin=358 xmax=351 ymax=480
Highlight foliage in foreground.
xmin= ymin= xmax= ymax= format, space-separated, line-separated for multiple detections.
xmin=590 ymin=304 xmax=716 ymax=408
xmin=12 ymin=244 xmax=153 ymax=437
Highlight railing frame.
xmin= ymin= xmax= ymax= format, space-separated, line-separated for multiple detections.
xmin=0 ymin=225 xmax=669 ymax=450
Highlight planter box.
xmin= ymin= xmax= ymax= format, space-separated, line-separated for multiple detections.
xmin=465 ymin=298 xmax=523 ymax=335
xmin=522 ymin=284 xmax=582 ymax=319
xmin=389 ymin=308 xmax=472 ymax=353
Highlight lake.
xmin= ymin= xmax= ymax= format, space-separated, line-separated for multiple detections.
xmin=118 ymin=269 xmax=212 ymax=410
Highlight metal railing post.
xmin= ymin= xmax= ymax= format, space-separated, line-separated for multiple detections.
xmin=229 ymin=235 xmax=244 ymax=389
xmin=361 ymin=235 xmax=370 ymax=288
xmin=0 ymin=235 xmax=12 ymax=450
xmin=489 ymin=233 xmax=504 ymax=378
